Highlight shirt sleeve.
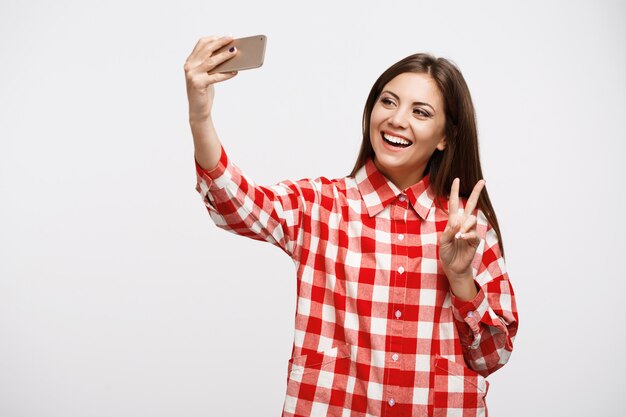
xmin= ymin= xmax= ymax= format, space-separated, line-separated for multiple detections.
xmin=449 ymin=212 xmax=518 ymax=378
xmin=195 ymin=146 xmax=310 ymax=259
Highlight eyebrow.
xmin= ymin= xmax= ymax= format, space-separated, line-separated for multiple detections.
xmin=381 ymin=90 xmax=436 ymax=114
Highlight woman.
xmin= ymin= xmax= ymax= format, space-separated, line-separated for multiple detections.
xmin=184 ymin=35 xmax=518 ymax=417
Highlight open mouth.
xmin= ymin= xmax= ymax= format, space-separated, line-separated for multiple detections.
xmin=382 ymin=132 xmax=412 ymax=148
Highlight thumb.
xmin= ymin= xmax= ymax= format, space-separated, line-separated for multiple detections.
xmin=441 ymin=218 xmax=459 ymax=244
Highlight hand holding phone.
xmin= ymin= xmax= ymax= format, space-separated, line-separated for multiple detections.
xmin=208 ymin=35 xmax=267 ymax=74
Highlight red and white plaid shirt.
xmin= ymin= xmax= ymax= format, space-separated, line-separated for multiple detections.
xmin=196 ymin=147 xmax=518 ymax=417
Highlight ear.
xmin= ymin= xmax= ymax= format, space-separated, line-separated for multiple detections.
xmin=436 ymin=136 xmax=447 ymax=151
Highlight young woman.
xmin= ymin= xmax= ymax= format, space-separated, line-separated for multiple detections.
xmin=184 ymin=35 xmax=518 ymax=417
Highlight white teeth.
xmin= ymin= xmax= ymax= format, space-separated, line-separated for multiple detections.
xmin=383 ymin=133 xmax=411 ymax=146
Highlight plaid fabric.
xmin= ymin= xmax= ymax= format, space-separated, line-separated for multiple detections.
xmin=195 ymin=147 xmax=518 ymax=417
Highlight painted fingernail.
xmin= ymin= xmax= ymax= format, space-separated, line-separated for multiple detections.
xmin=455 ymin=232 xmax=463 ymax=239
xmin=229 ymin=47 xmax=236 ymax=53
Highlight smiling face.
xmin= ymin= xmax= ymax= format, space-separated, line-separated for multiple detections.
xmin=369 ymin=72 xmax=448 ymax=190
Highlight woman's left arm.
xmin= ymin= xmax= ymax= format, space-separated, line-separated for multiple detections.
xmin=439 ymin=179 xmax=519 ymax=377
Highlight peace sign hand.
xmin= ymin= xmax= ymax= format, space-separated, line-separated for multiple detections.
xmin=439 ymin=178 xmax=486 ymax=284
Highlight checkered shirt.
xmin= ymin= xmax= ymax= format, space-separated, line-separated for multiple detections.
xmin=195 ymin=147 xmax=518 ymax=417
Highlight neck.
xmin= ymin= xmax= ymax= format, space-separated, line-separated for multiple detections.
xmin=373 ymin=158 xmax=426 ymax=191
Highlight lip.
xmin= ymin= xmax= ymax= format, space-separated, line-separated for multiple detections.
xmin=382 ymin=130 xmax=412 ymax=143
xmin=380 ymin=130 xmax=413 ymax=151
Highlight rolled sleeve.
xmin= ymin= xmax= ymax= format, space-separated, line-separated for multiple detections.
xmin=448 ymin=212 xmax=518 ymax=376
xmin=451 ymin=285 xmax=489 ymax=350
xmin=195 ymin=146 xmax=229 ymax=194
xmin=193 ymin=145 xmax=307 ymax=257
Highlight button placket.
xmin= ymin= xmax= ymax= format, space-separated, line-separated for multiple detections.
xmin=387 ymin=199 xmax=410 ymax=412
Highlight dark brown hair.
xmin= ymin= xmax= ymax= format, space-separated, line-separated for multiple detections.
xmin=350 ymin=53 xmax=504 ymax=255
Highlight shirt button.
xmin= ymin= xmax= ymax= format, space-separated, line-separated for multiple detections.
xmin=388 ymin=399 xmax=396 ymax=407
xmin=398 ymin=266 xmax=405 ymax=274
xmin=467 ymin=311 xmax=475 ymax=318
xmin=398 ymin=195 xmax=406 ymax=202
xmin=398 ymin=234 xmax=404 ymax=241
xmin=392 ymin=353 xmax=399 ymax=361
xmin=395 ymin=310 xmax=402 ymax=318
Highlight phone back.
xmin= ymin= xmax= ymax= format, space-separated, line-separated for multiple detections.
xmin=210 ymin=35 xmax=267 ymax=74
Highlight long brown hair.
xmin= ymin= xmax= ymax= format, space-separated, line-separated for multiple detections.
xmin=350 ymin=53 xmax=505 ymax=256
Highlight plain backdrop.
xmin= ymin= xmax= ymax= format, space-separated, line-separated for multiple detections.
xmin=1 ymin=0 xmax=625 ymax=416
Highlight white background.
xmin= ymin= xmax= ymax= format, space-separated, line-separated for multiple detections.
xmin=1 ymin=0 xmax=625 ymax=416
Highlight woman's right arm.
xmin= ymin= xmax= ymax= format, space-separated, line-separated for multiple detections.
xmin=184 ymin=36 xmax=313 ymax=258
xmin=184 ymin=35 xmax=238 ymax=170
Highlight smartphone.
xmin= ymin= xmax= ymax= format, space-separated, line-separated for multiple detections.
xmin=209 ymin=35 xmax=267 ymax=74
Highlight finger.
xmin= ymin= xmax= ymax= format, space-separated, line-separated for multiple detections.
xmin=455 ymin=215 xmax=477 ymax=238
xmin=186 ymin=35 xmax=234 ymax=69
xmin=203 ymin=46 xmax=238 ymax=74
xmin=448 ymin=178 xmax=460 ymax=225
xmin=198 ymin=35 xmax=234 ymax=59
xmin=185 ymin=36 xmax=220 ymax=68
xmin=442 ymin=216 xmax=461 ymax=243
xmin=464 ymin=179 xmax=486 ymax=215
xmin=188 ymin=36 xmax=219 ymax=59
xmin=185 ymin=69 xmax=237 ymax=97
xmin=206 ymin=70 xmax=238 ymax=85
xmin=440 ymin=225 xmax=455 ymax=245
xmin=459 ymin=230 xmax=481 ymax=248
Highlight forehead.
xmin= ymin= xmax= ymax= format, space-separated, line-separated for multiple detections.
xmin=382 ymin=72 xmax=443 ymax=109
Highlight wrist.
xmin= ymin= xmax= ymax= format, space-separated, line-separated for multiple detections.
xmin=443 ymin=267 xmax=473 ymax=283
xmin=445 ymin=270 xmax=478 ymax=301
xmin=449 ymin=278 xmax=478 ymax=301
xmin=189 ymin=112 xmax=212 ymax=125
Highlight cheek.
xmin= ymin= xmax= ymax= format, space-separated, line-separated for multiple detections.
xmin=370 ymin=103 xmax=389 ymax=124
xmin=369 ymin=111 xmax=383 ymax=141
xmin=411 ymin=122 xmax=442 ymax=143
xmin=369 ymin=111 xmax=382 ymax=130
xmin=369 ymin=129 xmax=379 ymax=152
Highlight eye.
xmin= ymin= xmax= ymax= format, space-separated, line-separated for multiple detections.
xmin=380 ymin=97 xmax=396 ymax=106
xmin=413 ymin=108 xmax=431 ymax=117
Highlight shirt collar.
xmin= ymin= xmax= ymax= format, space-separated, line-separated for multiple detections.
xmin=354 ymin=158 xmax=435 ymax=219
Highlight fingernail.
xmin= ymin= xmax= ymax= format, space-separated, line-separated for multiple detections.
xmin=229 ymin=47 xmax=236 ymax=53
xmin=455 ymin=232 xmax=463 ymax=239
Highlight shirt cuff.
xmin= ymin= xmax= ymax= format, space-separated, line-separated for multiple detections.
xmin=450 ymin=284 xmax=485 ymax=321
xmin=450 ymin=285 xmax=488 ymax=350
xmin=194 ymin=146 xmax=229 ymax=189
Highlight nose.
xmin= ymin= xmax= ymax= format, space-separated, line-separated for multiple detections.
xmin=388 ymin=108 xmax=408 ymax=128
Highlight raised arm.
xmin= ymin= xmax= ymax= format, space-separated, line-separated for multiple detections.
xmin=439 ymin=179 xmax=518 ymax=376
xmin=184 ymin=35 xmax=238 ymax=170
xmin=184 ymin=36 xmax=312 ymax=258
